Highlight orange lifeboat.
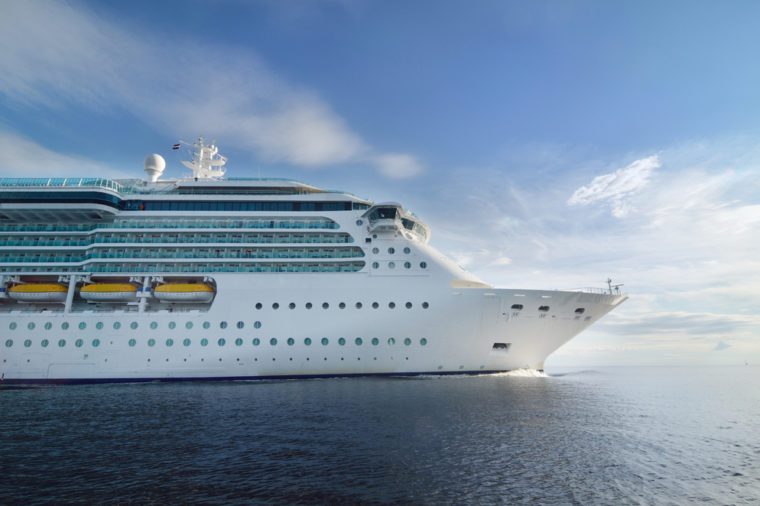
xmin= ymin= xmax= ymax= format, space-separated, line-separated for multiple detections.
xmin=153 ymin=283 xmax=214 ymax=303
xmin=8 ymin=283 xmax=67 ymax=303
xmin=80 ymin=283 xmax=138 ymax=302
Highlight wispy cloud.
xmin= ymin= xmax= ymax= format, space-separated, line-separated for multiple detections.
xmin=714 ymin=341 xmax=731 ymax=351
xmin=0 ymin=1 xmax=423 ymax=177
xmin=567 ymin=155 xmax=661 ymax=217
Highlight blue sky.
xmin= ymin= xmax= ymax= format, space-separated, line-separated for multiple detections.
xmin=1 ymin=0 xmax=759 ymax=366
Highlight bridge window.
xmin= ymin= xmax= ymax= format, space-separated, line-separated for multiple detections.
xmin=539 ymin=306 xmax=550 ymax=312
xmin=511 ymin=304 xmax=523 ymax=310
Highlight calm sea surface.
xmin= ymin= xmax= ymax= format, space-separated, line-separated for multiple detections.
xmin=1 ymin=366 xmax=759 ymax=504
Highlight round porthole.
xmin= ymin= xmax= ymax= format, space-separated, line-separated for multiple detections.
xmin=356 ymin=302 xmax=363 ymax=309
xmin=218 ymin=338 xmax=226 ymax=346
xmin=4 ymin=339 xmax=12 ymax=348
xmin=166 ymin=338 xmax=174 ymax=347
xmin=389 ymin=302 xmax=396 ymax=309
xmin=420 ymin=262 xmax=427 ymax=269
xmin=75 ymin=339 xmax=83 ymax=348
xmin=403 ymin=247 xmax=411 ymax=254
xmin=272 ymin=303 xmax=279 ymax=310
xmin=371 ymin=338 xmax=379 ymax=346
xmin=372 ymin=262 xmax=379 ymax=269
xmin=406 ymin=302 xmax=412 ymax=309
xmin=112 ymin=322 xmax=120 ymax=330
xmin=96 ymin=322 xmax=104 ymax=330
xmin=289 ymin=302 xmax=296 ymax=309
xmin=305 ymin=302 xmax=313 ymax=309
xmin=183 ymin=338 xmax=191 ymax=347
xmin=355 ymin=337 xmax=363 ymax=345
xmin=203 ymin=321 xmax=211 ymax=329
xmin=338 ymin=338 xmax=346 ymax=346
xmin=388 ymin=262 xmax=395 ymax=269
xmin=404 ymin=338 xmax=412 ymax=346
xmin=269 ymin=338 xmax=277 ymax=346
xmin=28 ymin=322 xmax=36 ymax=330
xmin=236 ymin=321 xmax=244 ymax=329
xmin=322 ymin=302 xmax=329 ymax=309
xmin=150 ymin=322 xmax=158 ymax=330
xmin=78 ymin=322 xmax=86 ymax=330
xmin=220 ymin=321 xmax=227 ymax=329
xmin=252 ymin=338 xmax=260 ymax=346
xmin=422 ymin=302 xmax=429 ymax=309
xmin=148 ymin=338 xmax=156 ymax=347
xmin=339 ymin=302 xmax=346 ymax=309
xmin=9 ymin=322 xmax=16 ymax=330
xmin=321 ymin=338 xmax=329 ymax=346
xmin=404 ymin=262 xmax=411 ymax=269
xmin=200 ymin=338 xmax=208 ymax=347
xmin=388 ymin=247 xmax=395 ymax=254
xmin=58 ymin=339 xmax=66 ymax=348
xmin=372 ymin=247 xmax=379 ymax=254
xmin=387 ymin=338 xmax=396 ymax=345
xmin=129 ymin=339 xmax=137 ymax=347
xmin=304 ymin=338 xmax=312 ymax=346
xmin=186 ymin=321 xmax=194 ymax=330
xmin=255 ymin=303 xmax=262 ymax=310
xmin=372 ymin=302 xmax=379 ymax=309
xmin=235 ymin=338 xmax=243 ymax=346
xmin=169 ymin=321 xmax=176 ymax=329
xmin=62 ymin=322 xmax=70 ymax=330
xmin=130 ymin=322 xmax=138 ymax=330
xmin=24 ymin=339 xmax=32 ymax=348
xmin=44 ymin=322 xmax=52 ymax=330
xmin=420 ymin=338 xmax=428 ymax=346
xmin=356 ymin=219 xmax=363 ymax=226
xmin=41 ymin=339 xmax=49 ymax=348
xmin=287 ymin=338 xmax=295 ymax=346
xmin=254 ymin=321 xmax=262 ymax=329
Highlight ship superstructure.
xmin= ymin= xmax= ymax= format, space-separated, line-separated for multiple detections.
xmin=0 ymin=139 xmax=626 ymax=383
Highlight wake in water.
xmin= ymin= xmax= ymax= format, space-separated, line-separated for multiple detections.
xmin=488 ymin=369 xmax=548 ymax=378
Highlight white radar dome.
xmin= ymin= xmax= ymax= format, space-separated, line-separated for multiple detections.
xmin=144 ymin=154 xmax=166 ymax=182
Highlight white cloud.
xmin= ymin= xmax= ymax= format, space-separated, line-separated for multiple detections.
xmin=0 ymin=130 xmax=126 ymax=178
xmin=0 ymin=1 xmax=423 ymax=178
xmin=567 ymin=155 xmax=661 ymax=217
xmin=714 ymin=341 xmax=731 ymax=351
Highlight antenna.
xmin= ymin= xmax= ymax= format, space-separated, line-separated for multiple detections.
xmin=180 ymin=137 xmax=227 ymax=179
xmin=607 ymin=278 xmax=624 ymax=294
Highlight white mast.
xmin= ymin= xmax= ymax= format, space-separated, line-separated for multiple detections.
xmin=181 ymin=137 xmax=227 ymax=179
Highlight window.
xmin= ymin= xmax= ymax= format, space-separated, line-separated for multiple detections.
xmin=24 ymin=339 xmax=32 ymax=348
xmin=168 ymin=321 xmax=176 ymax=329
xmin=289 ymin=302 xmax=296 ymax=309
xmin=166 ymin=338 xmax=174 ymax=347
xmin=305 ymin=302 xmax=313 ymax=309
xmin=492 ymin=342 xmax=511 ymax=352
xmin=44 ymin=322 xmax=52 ymax=330
xmin=388 ymin=247 xmax=395 ymax=254
xmin=420 ymin=338 xmax=427 ymax=346
xmin=372 ymin=262 xmax=379 ymax=269
xmin=420 ymin=262 xmax=427 ymax=269
xmin=388 ymin=302 xmax=396 ymax=309
xmin=201 ymin=338 xmax=209 ymax=347
xmin=148 ymin=338 xmax=156 ymax=347
xmin=371 ymin=338 xmax=379 ymax=346
xmin=58 ymin=339 xmax=66 ymax=347
xmin=511 ymin=304 xmax=524 ymax=310
xmin=130 ymin=322 xmax=138 ymax=330
xmin=372 ymin=302 xmax=379 ymax=309
xmin=218 ymin=338 xmax=226 ymax=346
xmin=405 ymin=302 xmax=412 ymax=309
xmin=75 ymin=339 xmax=83 ymax=348
xmin=150 ymin=321 xmax=158 ymax=330
xmin=272 ymin=303 xmax=279 ymax=310
xmin=220 ymin=321 xmax=228 ymax=329
xmin=422 ymin=302 xmax=429 ymax=309
xmin=236 ymin=321 xmax=244 ymax=329
xmin=9 ymin=322 xmax=16 ymax=330
xmin=356 ymin=219 xmax=363 ymax=226
xmin=304 ymin=337 xmax=312 ymax=346
xmin=287 ymin=338 xmax=295 ymax=346
xmin=355 ymin=337 xmax=363 ymax=345
xmin=356 ymin=302 xmax=363 ymax=309
xmin=203 ymin=321 xmax=211 ymax=329
xmin=128 ymin=338 xmax=137 ymax=347
xmin=404 ymin=338 xmax=412 ymax=346
xmin=539 ymin=306 xmax=550 ymax=312
xmin=28 ymin=322 xmax=36 ymax=330
xmin=372 ymin=247 xmax=379 ymax=254
xmin=320 ymin=337 xmax=328 ymax=346
xmin=255 ymin=303 xmax=262 ymax=309
xmin=388 ymin=262 xmax=395 ymax=269
xmin=41 ymin=339 xmax=49 ymax=348
xmin=4 ymin=339 xmax=12 ymax=348
xmin=186 ymin=322 xmax=194 ymax=329
xmin=92 ymin=338 xmax=101 ymax=347
xmin=235 ymin=338 xmax=243 ymax=346
xmin=575 ymin=308 xmax=586 ymax=314
xmin=254 ymin=321 xmax=262 ymax=329
xmin=96 ymin=322 xmax=104 ymax=330
xmin=403 ymin=247 xmax=411 ymax=254
xmin=404 ymin=262 xmax=411 ymax=269
xmin=387 ymin=338 xmax=396 ymax=345
xmin=338 ymin=337 xmax=346 ymax=346
xmin=252 ymin=338 xmax=260 ymax=346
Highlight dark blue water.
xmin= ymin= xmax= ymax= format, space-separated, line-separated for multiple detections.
xmin=2 ymin=367 xmax=759 ymax=504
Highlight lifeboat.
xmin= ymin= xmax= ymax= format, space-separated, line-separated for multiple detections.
xmin=80 ymin=283 xmax=138 ymax=302
xmin=8 ymin=283 xmax=68 ymax=303
xmin=153 ymin=283 xmax=214 ymax=303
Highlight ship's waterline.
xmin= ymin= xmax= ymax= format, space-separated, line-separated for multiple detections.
xmin=0 ymin=138 xmax=625 ymax=383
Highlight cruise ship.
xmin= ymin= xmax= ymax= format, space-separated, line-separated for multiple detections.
xmin=0 ymin=139 xmax=626 ymax=384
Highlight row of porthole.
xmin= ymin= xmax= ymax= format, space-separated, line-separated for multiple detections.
xmin=7 ymin=321 xmax=263 ymax=331
xmin=4 ymin=337 xmax=427 ymax=348
xmin=255 ymin=301 xmax=430 ymax=310
xmin=371 ymin=261 xmax=425 ymax=270
xmin=370 ymin=246 xmax=412 ymax=255
xmin=7 ymin=338 xmax=101 ymax=348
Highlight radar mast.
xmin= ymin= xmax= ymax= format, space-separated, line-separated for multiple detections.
xmin=180 ymin=137 xmax=227 ymax=179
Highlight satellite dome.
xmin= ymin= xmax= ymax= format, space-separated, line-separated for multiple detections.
xmin=144 ymin=154 xmax=166 ymax=182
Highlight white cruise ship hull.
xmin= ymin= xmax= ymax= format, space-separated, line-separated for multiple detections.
xmin=0 ymin=273 xmax=625 ymax=383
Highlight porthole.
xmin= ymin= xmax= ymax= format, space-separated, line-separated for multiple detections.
xmin=130 ymin=321 xmax=138 ymax=330
xmin=355 ymin=337 xmax=363 ymax=346
xmin=183 ymin=338 xmax=191 ymax=347
xmin=166 ymin=338 xmax=174 ymax=347
xmin=355 ymin=302 xmax=363 ymax=309
xmin=169 ymin=321 xmax=176 ymax=329
xmin=575 ymin=307 xmax=586 ymax=314
xmin=218 ymin=338 xmax=226 ymax=346
xmin=420 ymin=338 xmax=428 ymax=346
xmin=252 ymin=338 xmax=260 ymax=346
xmin=388 ymin=262 xmax=395 ymax=269
xmin=78 ymin=322 xmax=86 ymax=330
xmin=28 ymin=322 xmax=36 ymax=330
xmin=150 ymin=322 xmax=158 ymax=330
xmin=356 ymin=219 xmax=363 ymax=226
xmin=404 ymin=262 xmax=411 ymax=269
xmin=24 ymin=339 xmax=32 ymax=348
xmin=44 ymin=322 xmax=52 ymax=330
xmin=322 ymin=302 xmax=329 ymax=309
xmin=371 ymin=338 xmax=379 ymax=346
xmin=321 ymin=337 xmax=329 ymax=346
xmin=41 ymin=339 xmax=49 ymax=348
xmin=92 ymin=339 xmax=100 ymax=347
xmin=422 ymin=302 xmax=429 ymax=309
xmin=388 ymin=302 xmax=396 ymax=309
xmin=62 ymin=322 xmax=70 ymax=330
xmin=235 ymin=338 xmax=243 ymax=346
xmin=338 ymin=337 xmax=346 ymax=346
xmin=404 ymin=338 xmax=412 ymax=346
xmin=339 ymin=302 xmax=346 ymax=309
xmin=272 ymin=303 xmax=279 ymax=310
xmin=420 ymin=262 xmax=427 ymax=269
xmin=4 ymin=339 xmax=12 ymax=348
xmin=200 ymin=338 xmax=208 ymax=347
xmin=236 ymin=321 xmax=244 ymax=329
xmin=75 ymin=339 xmax=83 ymax=348
xmin=220 ymin=321 xmax=227 ymax=329
xmin=58 ymin=339 xmax=66 ymax=348
xmin=203 ymin=321 xmax=211 ymax=329
xmin=405 ymin=302 xmax=412 ymax=309
xmin=255 ymin=303 xmax=262 ymax=310
xmin=112 ymin=322 xmax=120 ymax=330
xmin=304 ymin=338 xmax=312 ymax=346
xmin=305 ymin=302 xmax=313 ymax=309
xmin=388 ymin=247 xmax=395 ymax=254
xmin=403 ymin=247 xmax=411 ymax=254
xmin=9 ymin=322 xmax=16 ymax=330
xmin=372 ymin=247 xmax=379 ymax=254
xmin=289 ymin=302 xmax=296 ymax=309
xmin=254 ymin=321 xmax=262 ymax=329
xmin=148 ymin=338 xmax=156 ymax=347
xmin=129 ymin=339 xmax=137 ymax=347
xmin=269 ymin=338 xmax=277 ymax=346
xmin=387 ymin=338 xmax=396 ymax=345
xmin=96 ymin=322 xmax=103 ymax=330
xmin=186 ymin=322 xmax=194 ymax=330
xmin=287 ymin=338 xmax=295 ymax=346
xmin=372 ymin=302 xmax=379 ymax=309
xmin=372 ymin=262 xmax=379 ymax=269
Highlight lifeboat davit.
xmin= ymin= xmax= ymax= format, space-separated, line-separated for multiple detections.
xmin=8 ymin=283 xmax=68 ymax=303
xmin=80 ymin=283 xmax=138 ymax=302
xmin=153 ymin=283 xmax=214 ymax=303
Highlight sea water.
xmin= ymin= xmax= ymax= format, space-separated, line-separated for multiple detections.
xmin=1 ymin=366 xmax=758 ymax=504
